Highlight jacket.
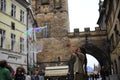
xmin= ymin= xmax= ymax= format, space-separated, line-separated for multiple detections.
xmin=0 ymin=68 xmax=12 ymax=80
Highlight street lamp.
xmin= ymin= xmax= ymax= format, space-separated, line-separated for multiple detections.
xmin=84 ymin=27 xmax=90 ymax=77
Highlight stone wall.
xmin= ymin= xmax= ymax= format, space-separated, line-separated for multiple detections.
xmin=37 ymin=37 xmax=81 ymax=63
xmin=32 ymin=0 xmax=69 ymax=37
xmin=32 ymin=0 xmax=70 ymax=66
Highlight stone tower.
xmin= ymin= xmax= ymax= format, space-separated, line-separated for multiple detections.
xmin=32 ymin=0 xmax=69 ymax=38
xmin=32 ymin=0 xmax=70 ymax=66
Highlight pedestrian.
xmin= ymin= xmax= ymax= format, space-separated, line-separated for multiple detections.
xmin=25 ymin=72 xmax=31 ymax=80
xmin=39 ymin=69 xmax=45 ymax=80
xmin=94 ymin=73 xmax=99 ymax=80
xmin=0 ymin=60 xmax=13 ymax=80
xmin=73 ymin=47 xmax=85 ymax=80
xmin=34 ymin=69 xmax=39 ymax=80
xmin=91 ymin=73 xmax=94 ymax=80
xmin=68 ymin=54 xmax=76 ymax=80
xmin=6 ymin=64 xmax=15 ymax=79
xmin=66 ymin=40 xmax=76 ymax=80
xmin=100 ymin=66 xmax=106 ymax=80
xmin=67 ymin=41 xmax=86 ymax=80
xmin=31 ymin=72 xmax=35 ymax=80
xmin=81 ymin=47 xmax=88 ymax=80
xmin=14 ymin=66 xmax=26 ymax=80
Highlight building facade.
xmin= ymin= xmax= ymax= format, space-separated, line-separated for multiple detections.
xmin=97 ymin=0 xmax=120 ymax=74
xmin=0 ymin=0 xmax=37 ymax=72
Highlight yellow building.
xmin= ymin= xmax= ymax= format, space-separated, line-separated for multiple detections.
xmin=0 ymin=0 xmax=30 ymax=71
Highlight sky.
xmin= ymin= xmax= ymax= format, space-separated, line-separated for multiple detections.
xmin=86 ymin=54 xmax=99 ymax=68
xmin=68 ymin=0 xmax=100 ymax=68
xmin=68 ymin=0 xmax=99 ymax=32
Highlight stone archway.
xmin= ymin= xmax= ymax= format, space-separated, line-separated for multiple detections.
xmin=81 ymin=43 xmax=110 ymax=67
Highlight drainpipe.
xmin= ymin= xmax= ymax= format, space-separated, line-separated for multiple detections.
xmin=33 ymin=24 xmax=35 ymax=67
xmin=26 ymin=8 xmax=29 ymax=73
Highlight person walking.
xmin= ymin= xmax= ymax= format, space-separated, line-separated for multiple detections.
xmin=39 ymin=69 xmax=45 ymax=80
xmin=25 ymin=72 xmax=31 ymax=80
xmin=34 ymin=69 xmax=39 ymax=80
xmin=0 ymin=60 xmax=13 ymax=80
xmin=31 ymin=72 xmax=36 ymax=80
xmin=14 ymin=66 xmax=26 ymax=80
xmin=100 ymin=66 xmax=106 ymax=80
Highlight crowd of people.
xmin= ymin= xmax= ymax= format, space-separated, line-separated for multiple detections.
xmin=0 ymin=60 xmax=45 ymax=80
xmin=88 ymin=73 xmax=99 ymax=80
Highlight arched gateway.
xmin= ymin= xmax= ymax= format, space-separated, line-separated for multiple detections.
xmin=68 ymin=28 xmax=110 ymax=67
xmin=32 ymin=0 xmax=111 ymax=77
xmin=37 ymin=28 xmax=111 ymax=71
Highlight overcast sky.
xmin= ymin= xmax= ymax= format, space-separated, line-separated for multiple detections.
xmin=86 ymin=54 xmax=99 ymax=68
xmin=68 ymin=0 xmax=99 ymax=32
xmin=68 ymin=0 xmax=100 ymax=68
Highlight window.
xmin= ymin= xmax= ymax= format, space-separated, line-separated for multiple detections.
xmin=20 ymin=10 xmax=24 ymax=23
xmin=11 ymin=4 xmax=16 ymax=18
xmin=42 ymin=24 xmax=48 ymax=38
xmin=42 ymin=23 xmax=51 ymax=38
xmin=11 ymin=34 xmax=16 ymax=50
xmin=11 ymin=22 xmax=15 ymax=30
xmin=0 ymin=29 xmax=5 ymax=48
xmin=41 ymin=0 xmax=49 ymax=5
xmin=20 ymin=37 xmax=24 ymax=53
xmin=0 ymin=0 xmax=6 ymax=12
xmin=54 ymin=0 xmax=62 ymax=9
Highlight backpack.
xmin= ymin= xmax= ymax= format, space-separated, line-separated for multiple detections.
xmin=35 ymin=75 xmax=39 ymax=80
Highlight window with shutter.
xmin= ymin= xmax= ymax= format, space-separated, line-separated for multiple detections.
xmin=11 ymin=22 xmax=15 ymax=30
xmin=11 ymin=34 xmax=16 ymax=50
xmin=20 ymin=10 xmax=24 ymax=23
xmin=0 ymin=0 xmax=6 ymax=12
xmin=20 ymin=37 xmax=24 ymax=53
xmin=11 ymin=4 xmax=16 ymax=18
xmin=0 ymin=29 xmax=6 ymax=48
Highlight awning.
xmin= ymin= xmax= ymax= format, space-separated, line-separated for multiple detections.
xmin=45 ymin=66 xmax=68 ymax=76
